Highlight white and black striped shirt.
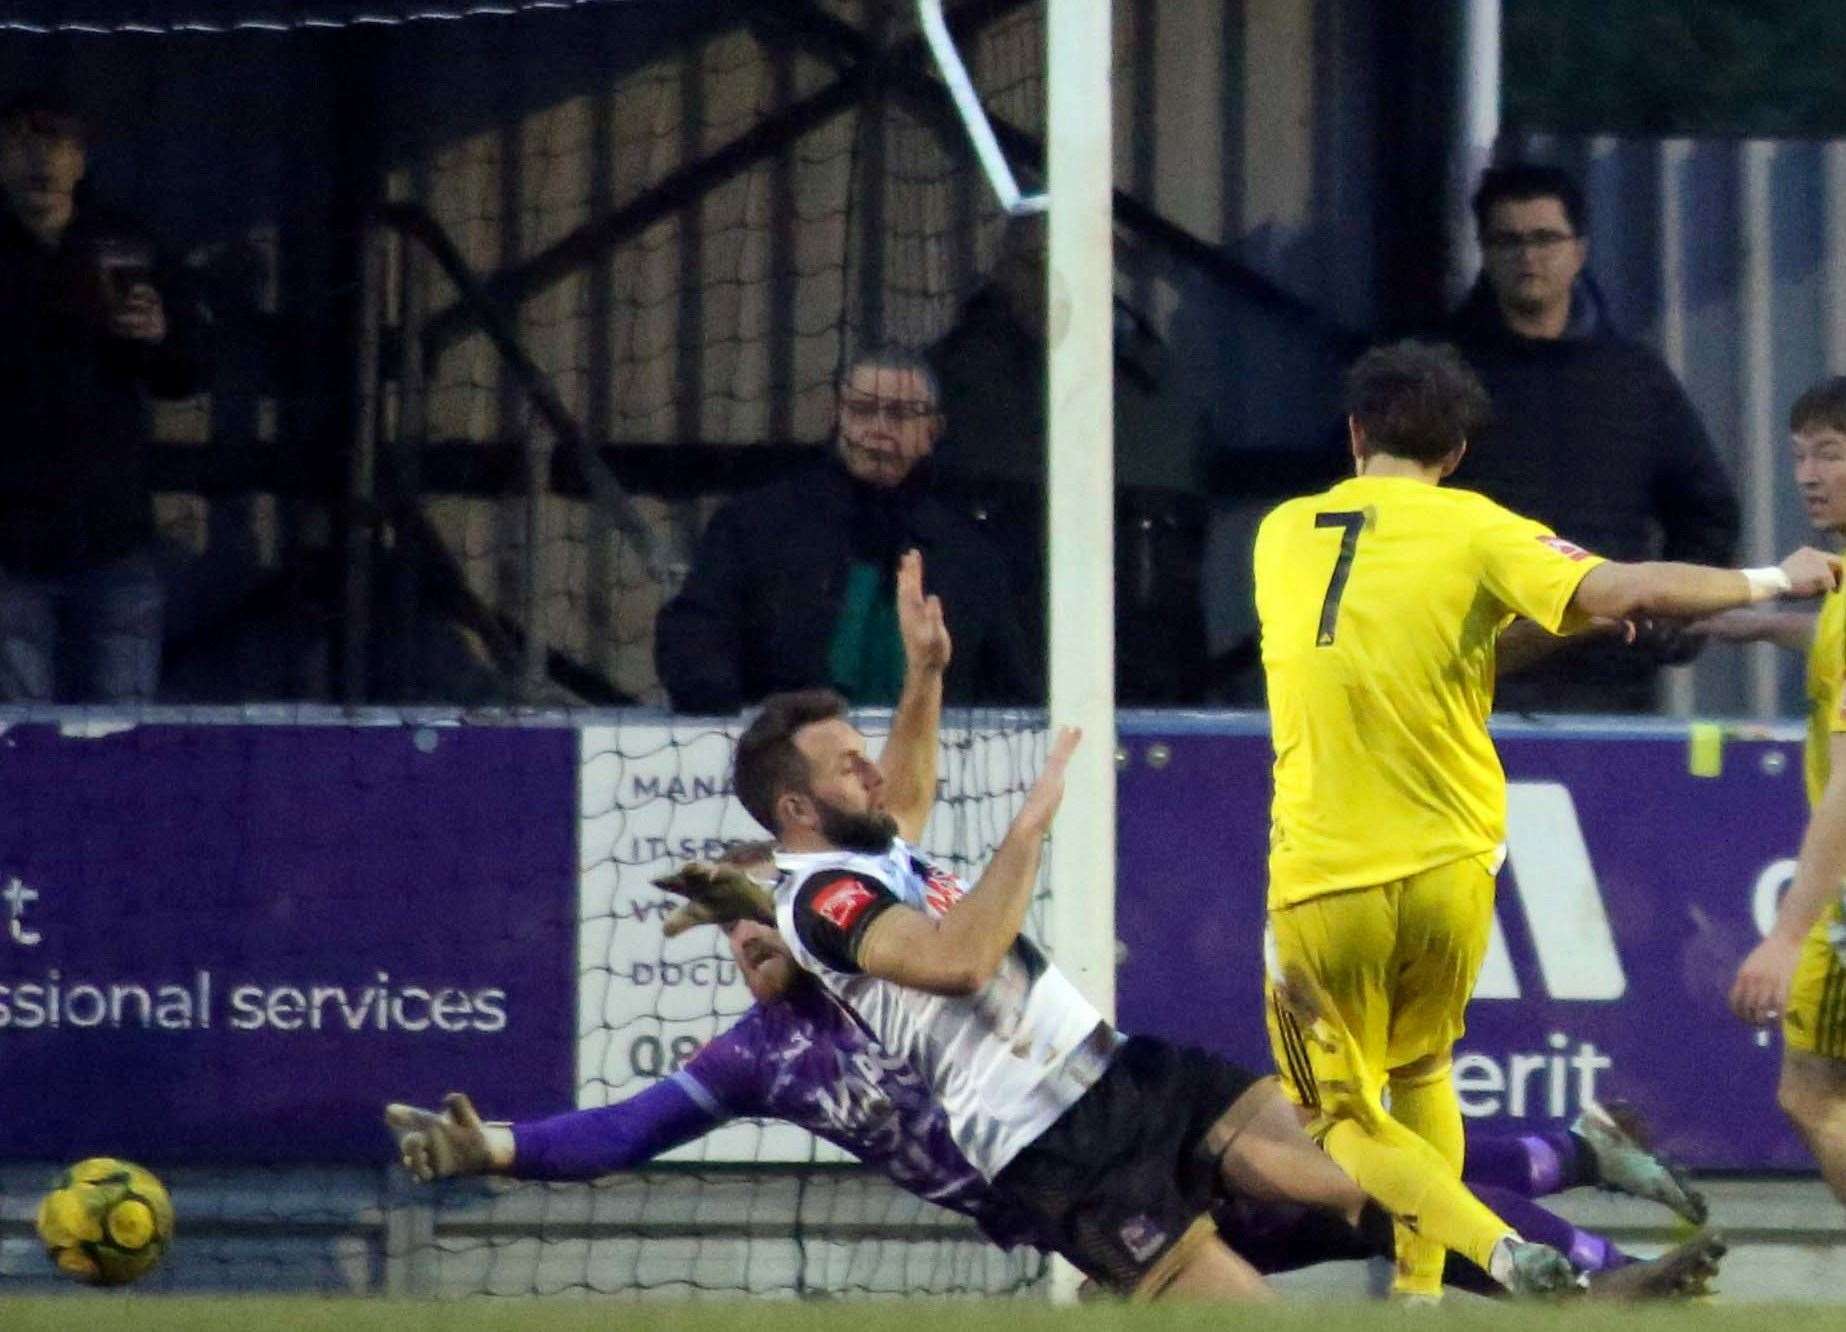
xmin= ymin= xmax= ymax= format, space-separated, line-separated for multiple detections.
xmin=774 ymin=838 xmax=1116 ymax=1180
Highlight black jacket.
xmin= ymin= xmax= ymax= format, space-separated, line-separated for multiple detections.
xmin=1446 ymin=280 xmax=1741 ymax=711
xmin=655 ymin=457 xmax=1038 ymax=713
xmin=1447 ymin=280 xmax=1739 ymax=566
xmin=0 ymin=204 xmax=209 ymax=574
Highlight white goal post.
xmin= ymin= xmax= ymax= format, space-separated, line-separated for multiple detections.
xmin=914 ymin=0 xmax=1116 ymax=1020
xmin=923 ymin=0 xmax=1117 ymax=1301
xmin=1044 ymin=0 xmax=1116 ymax=1301
xmin=1041 ymin=0 xmax=1116 ymax=1020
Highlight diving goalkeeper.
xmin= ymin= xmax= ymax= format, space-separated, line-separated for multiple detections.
xmin=384 ymin=850 xmax=1720 ymax=1300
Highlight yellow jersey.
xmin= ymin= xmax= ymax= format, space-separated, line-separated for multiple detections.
xmin=1803 ymin=582 xmax=1846 ymax=807
xmin=1255 ymin=474 xmax=1605 ymax=906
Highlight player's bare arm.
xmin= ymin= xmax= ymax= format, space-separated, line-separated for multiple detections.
xmin=856 ymin=726 xmax=1082 ymax=995
xmin=1731 ymin=732 xmax=1846 ymax=1027
xmin=878 ymin=549 xmax=950 ymax=842
xmin=1495 ymin=615 xmax=1635 ymax=678
xmin=1685 ymin=607 xmax=1819 ymax=653
xmin=1571 ymin=546 xmax=1841 ymax=621
xmin=384 ymin=1091 xmax=514 ymax=1181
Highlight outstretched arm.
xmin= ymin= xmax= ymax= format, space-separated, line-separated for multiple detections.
xmin=386 ymin=1079 xmax=724 ymax=1183
xmin=1686 ymin=607 xmax=1817 ymax=653
xmin=879 ymin=550 xmax=950 ymax=842
xmin=1571 ymin=547 xmax=1840 ymax=622
xmin=1496 ymin=616 xmax=1633 ymax=679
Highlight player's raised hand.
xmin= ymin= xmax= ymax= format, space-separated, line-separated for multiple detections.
xmin=1777 ymin=546 xmax=1844 ymax=598
xmin=896 ymin=548 xmax=951 ymax=674
xmin=385 ymin=1091 xmax=503 ymax=1181
xmin=653 ymin=859 xmax=776 ymax=936
xmin=1729 ymin=936 xmax=1800 ymax=1028
xmin=1016 ymin=726 xmax=1083 ymax=834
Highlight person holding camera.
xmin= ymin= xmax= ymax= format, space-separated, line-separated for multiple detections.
xmin=0 ymin=90 xmax=209 ymax=702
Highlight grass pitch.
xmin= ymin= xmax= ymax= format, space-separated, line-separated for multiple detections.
xmin=0 ymin=1299 xmax=1825 ymax=1332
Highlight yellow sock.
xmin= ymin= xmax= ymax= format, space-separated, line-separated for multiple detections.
xmin=1321 ymin=1115 xmax=1512 ymax=1276
xmin=1386 ymin=1063 xmax=1466 ymax=1296
xmin=1389 ymin=1062 xmax=1466 ymax=1169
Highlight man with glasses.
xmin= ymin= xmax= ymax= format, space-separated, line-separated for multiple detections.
xmin=1447 ymin=163 xmax=1740 ymax=714
xmin=656 ymin=346 xmax=1035 ymax=712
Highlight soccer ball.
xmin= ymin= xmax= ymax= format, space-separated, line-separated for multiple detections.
xmin=36 ymin=1157 xmax=175 ymax=1286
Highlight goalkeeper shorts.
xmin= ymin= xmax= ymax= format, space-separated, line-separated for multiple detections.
xmin=990 ymin=1036 xmax=1266 ymax=1297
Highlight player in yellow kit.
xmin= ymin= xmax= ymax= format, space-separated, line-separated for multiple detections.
xmin=1255 ymin=341 xmax=1840 ymax=1298
xmin=1729 ymin=376 xmax=1846 ymax=1211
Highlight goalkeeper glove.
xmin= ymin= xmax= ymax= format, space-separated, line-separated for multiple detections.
xmin=652 ymin=860 xmax=776 ymax=937
xmin=384 ymin=1091 xmax=512 ymax=1181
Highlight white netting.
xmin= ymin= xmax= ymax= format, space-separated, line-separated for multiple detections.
xmin=0 ymin=0 xmax=1073 ymax=1303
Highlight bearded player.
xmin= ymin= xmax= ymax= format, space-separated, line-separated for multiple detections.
xmin=722 ymin=551 xmax=1600 ymax=1299
xmin=729 ymin=551 xmax=1394 ymax=1301
xmin=385 ymin=846 xmax=1720 ymax=1298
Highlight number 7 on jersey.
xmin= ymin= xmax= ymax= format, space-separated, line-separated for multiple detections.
xmin=1313 ymin=510 xmax=1364 ymax=646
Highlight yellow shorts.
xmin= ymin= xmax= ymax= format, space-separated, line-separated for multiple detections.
xmin=1784 ymin=899 xmax=1846 ymax=1058
xmin=1265 ymin=852 xmax=1497 ymax=1118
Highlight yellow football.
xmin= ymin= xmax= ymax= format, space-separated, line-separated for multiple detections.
xmin=36 ymin=1157 xmax=175 ymax=1285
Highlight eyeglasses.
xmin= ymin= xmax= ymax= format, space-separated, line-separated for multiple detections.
xmin=1482 ymin=229 xmax=1578 ymax=255
xmin=839 ymin=393 xmax=937 ymax=426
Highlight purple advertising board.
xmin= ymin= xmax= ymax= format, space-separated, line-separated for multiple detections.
xmin=1116 ymin=716 xmax=1811 ymax=1171
xmin=0 ymin=723 xmax=578 ymax=1164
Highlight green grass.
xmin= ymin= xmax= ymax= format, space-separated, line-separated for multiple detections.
xmin=0 ymin=1299 xmax=1828 ymax=1332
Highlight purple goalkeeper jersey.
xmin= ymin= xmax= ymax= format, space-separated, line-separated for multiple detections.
xmin=511 ymin=996 xmax=1633 ymax=1285
xmin=512 ymin=980 xmax=1041 ymax=1249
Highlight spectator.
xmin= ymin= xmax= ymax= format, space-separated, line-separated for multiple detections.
xmin=0 ymin=90 xmax=209 ymax=702
xmin=1447 ymin=162 xmax=1740 ymax=713
xmin=655 ymin=346 xmax=1036 ymax=713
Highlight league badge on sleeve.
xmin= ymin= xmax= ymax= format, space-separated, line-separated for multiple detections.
xmin=1537 ymin=535 xmax=1593 ymax=562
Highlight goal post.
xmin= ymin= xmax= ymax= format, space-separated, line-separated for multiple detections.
xmin=1044 ymin=0 xmax=1116 ymax=1025
xmin=0 ymin=0 xmax=1121 ymax=1305
xmin=1043 ymin=0 xmax=1115 ymax=1305
xmin=920 ymin=0 xmax=1114 ymax=1014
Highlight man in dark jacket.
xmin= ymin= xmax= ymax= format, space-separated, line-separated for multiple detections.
xmin=0 ymin=90 xmax=209 ymax=701
xmin=1449 ymin=163 xmax=1740 ymax=714
xmin=655 ymin=347 xmax=1036 ymax=713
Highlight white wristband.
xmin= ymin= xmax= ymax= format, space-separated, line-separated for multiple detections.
xmin=1742 ymin=566 xmax=1793 ymax=603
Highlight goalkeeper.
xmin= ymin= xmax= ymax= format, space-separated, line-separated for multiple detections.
xmin=384 ymin=847 xmax=1720 ymax=1300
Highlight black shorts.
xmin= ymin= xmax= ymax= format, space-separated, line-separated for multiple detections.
xmin=990 ymin=1035 xmax=1265 ymax=1294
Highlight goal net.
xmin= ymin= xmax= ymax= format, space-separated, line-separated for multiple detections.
xmin=371 ymin=1 xmax=1063 ymax=1293
xmin=423 ymin=712 xmax=1055 ymax=1300
xmin=0 ymin=0 xmax=1096 ymax=1303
